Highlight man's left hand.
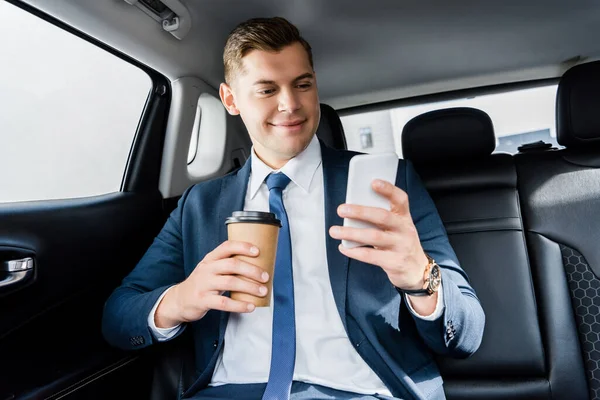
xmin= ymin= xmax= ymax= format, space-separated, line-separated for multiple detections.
xmin=329 ymin=179 xmax=437 ymax=314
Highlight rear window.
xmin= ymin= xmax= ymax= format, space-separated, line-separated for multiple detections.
xmin=340 ymin=85 xmax=559 ymax=157
xmin=0 ymin=2 xmax=151 ymax=203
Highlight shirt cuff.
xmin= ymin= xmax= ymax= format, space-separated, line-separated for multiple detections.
xmin=404 ymin=281 xmax=444 ymax=321
xmin=148 ymin=286 xmax=183 ymax=341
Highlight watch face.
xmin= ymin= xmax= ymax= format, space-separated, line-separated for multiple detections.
xmin=429 ymin=264 xmax=442 ymax=291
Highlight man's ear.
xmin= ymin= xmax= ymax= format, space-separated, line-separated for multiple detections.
xmin=219 ymin=83 xmax=240 ymax=115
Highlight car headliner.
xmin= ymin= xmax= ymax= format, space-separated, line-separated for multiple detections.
xmin=21 ymin=0 xmax=600 ymax=109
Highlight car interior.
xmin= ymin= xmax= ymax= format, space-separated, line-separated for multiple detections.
xmin=2 ymin=0 xmax=600 ymax=399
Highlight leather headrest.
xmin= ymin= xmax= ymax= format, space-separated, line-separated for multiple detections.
xmin=402 ymin=107 xmax=495 ymax=165
xmin=557 ymin=61 xmax=600 ymax=148
xmin=316 ymin=103 xmax=347 ymax=150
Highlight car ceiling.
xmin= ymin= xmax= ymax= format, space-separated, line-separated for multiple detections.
xmin=21 ymin=0 xmax=600 ymax=109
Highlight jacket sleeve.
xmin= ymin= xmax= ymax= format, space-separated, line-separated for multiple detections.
xmin=403 ymin=160 xmax=485 ymax=358
xmin=101 ymin=188 xmax=192 ymax=350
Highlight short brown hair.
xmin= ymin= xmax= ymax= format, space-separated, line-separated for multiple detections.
xmin=223 ymin=17 xmax=313 ymax=84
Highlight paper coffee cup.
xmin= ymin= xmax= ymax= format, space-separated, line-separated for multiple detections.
xmin=226 ymin=211 xmax=281 ymax=307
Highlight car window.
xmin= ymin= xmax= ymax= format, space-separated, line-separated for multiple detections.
xmin=340 ymin=85 xmax=559 ymax=157
xmin=0 ymin=2 xmax=151 ymax=204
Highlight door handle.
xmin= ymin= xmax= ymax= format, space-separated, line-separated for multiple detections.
xmin=1 ymin=257 xmax=35 ymax=290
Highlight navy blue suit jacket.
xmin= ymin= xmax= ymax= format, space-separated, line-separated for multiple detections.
xmin=102 ymin=141 xmax=485 ymax=399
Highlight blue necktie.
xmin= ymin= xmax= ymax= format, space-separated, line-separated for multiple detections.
xmin=262 ymin=173 xmax=295 ymax=400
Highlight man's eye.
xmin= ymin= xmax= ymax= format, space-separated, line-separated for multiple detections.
xmin=297 ymin=83 xmax=312 ymax=89
xmin=258 ymin=89 xmax=275 ymax=95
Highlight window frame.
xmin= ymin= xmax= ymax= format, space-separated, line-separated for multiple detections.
xmin=337 ymin=78 xmax=561 ymax=156
xmin=337 ymin=78 xmax=560 ymax=117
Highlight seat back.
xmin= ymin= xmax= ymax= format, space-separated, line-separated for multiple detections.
xmin=515 ymin=61 xmax=600 ymax=400
xmin=402 ymin=107 xmax=587 ymax=399
xmin=150 ymin=328 xmax=195 ymax=400
xmin=316 ymin=103 xmax=348 ymax=150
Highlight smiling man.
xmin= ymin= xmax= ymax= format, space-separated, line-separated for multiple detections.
xmin=102 ymin=17 xmax=485 ymax=400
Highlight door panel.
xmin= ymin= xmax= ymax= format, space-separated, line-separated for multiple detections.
xmin=0 ymin=193 xmax=165 ymax=399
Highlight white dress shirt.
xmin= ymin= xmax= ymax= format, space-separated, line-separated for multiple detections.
xmin=148 ymin=135 xmax=443 ymax=396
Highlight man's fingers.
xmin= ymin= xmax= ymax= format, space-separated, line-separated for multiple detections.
xmin=337 ymin=244 xmax=396 ymax=269
xmin=212 ymin=275 xmax=268 ymax=298
xmin=203 ymin=295 xmax=257 ymax=313
xmin=214 ymin=257 xmax=270 ymax=283
xmin=371 ymin=179 xmax=410 ymax=216
xmin=202 ymin=240 xmax=259 ymax=263
xmin=337 ymin=204 xmax=404 ymax=231
xmin=329 ymin=225 xmax=396 ymax=248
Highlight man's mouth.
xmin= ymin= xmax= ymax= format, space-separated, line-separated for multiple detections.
xmin=270 ymin=119 xmax=306 ymax=128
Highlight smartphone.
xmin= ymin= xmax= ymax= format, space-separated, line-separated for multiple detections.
xmin=342 ymin=152 xmax=399 ymax=248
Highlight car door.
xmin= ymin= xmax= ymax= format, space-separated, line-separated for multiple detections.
xmin=0 ymin=2 xmax=171 ymax=398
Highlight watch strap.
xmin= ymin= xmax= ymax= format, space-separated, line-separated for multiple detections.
xmin=395 ymin=286 xmax=432 ymax=296
xmin=394 ymin=254 xmax=440 ymax=297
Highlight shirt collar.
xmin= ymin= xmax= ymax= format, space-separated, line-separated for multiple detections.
xmin=248 ymin=135 xmax=322 ymax=199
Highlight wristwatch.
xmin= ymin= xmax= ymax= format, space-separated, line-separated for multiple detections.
xmin=396 ymin=254 xmax=442 ymax=297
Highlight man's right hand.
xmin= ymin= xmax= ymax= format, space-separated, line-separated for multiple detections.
xmin=154 ymin=240 xmax=269 ymax=328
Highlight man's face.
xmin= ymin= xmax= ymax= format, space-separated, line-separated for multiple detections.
xmin=220 ymin=42 xmax=320 ymax=168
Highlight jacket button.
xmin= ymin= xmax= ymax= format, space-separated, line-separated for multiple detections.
xmin=213 ymin=340 xmax=219 ymax=348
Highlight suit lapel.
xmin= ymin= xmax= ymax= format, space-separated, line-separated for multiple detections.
xmin=217 ymin=158 xmax=252 ymax=339
xmin=218 ymin=159 xmax=252 ymax=245
xmin=185 ymin=160 xmax=253 ymax=396
xmin=320 ymin=141 xmax=350 ymax=331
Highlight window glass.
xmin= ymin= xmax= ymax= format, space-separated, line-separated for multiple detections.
xmin=0 ymin=2 xmax=151 ymax=203
xmin=340 ymin=85 xmax=559 ymax=157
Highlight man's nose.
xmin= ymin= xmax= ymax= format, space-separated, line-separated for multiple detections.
xmin=277 ymin=88 xmax=301 ymax=113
